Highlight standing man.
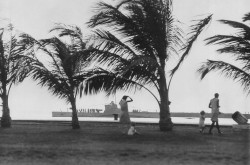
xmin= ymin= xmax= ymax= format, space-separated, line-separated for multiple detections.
xmin=208 ymin=93 xmax=222 ymax=134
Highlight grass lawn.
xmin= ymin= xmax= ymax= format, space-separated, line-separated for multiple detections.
xmin=0 ymin=121 xmax=249 ymax=165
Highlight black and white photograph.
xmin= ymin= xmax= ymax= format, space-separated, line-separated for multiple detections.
xmin=0 ymin=0 xmax=249 ymax=164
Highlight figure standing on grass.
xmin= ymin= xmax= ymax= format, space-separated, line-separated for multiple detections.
xmin=208 ymin=93 xmax=222 ymax=134
xmin=119 ymin=95 xmax=133 ymax=133
xmin=199 ymin=110 xmax=206 ymax=133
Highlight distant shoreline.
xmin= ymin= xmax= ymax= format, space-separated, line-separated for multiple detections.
xmin=170 ymin=112 xmax=250 ymax=119
xmin=10 ymin=119 xmax=234 ymax=127
xmin=52 ymin=111 xmax=250 ymax=119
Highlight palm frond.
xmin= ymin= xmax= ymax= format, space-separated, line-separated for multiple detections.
xmin=119 ymin=56 xmax=160 ymax=85
xmin=88 ymin=1 xmax=156 ymax=59
xmin=17 ymin=28 xmax=95 ymax=102
xmin=120 ymin=65 xmax=159 ymax=89
xmin=243 ymin=12 xmax=250 ymax=22
xmin=50 ymin=23 xmax=83 ymax=39
xmin=208 ymin=35 xmax=250 ymax=52
xmin=206 ymin=35 xmax=249 ymax=45
xmin=30 ymin=64 xmax=70 ymax=101
xmin=87 ymin=47 xmax=129 ymax=68
xmin=197 ymin=60 xmax=250 ymax=94
xmin=81 ymin=69 xmax=124 ymax=96
xmin=80 ymin=67 xmax=160 ymax=103
xmin=115 ymin=0 xmax=135 ymax=9
xmin=40 ymin=37 xmax=70 ymax=62
xmin=218 ymin=20 xmax=250 ymax=39
xmin=88 ymin=2 xmax=128 ymax=28
xmin=0 ymin=30 xmax=28 ymax=86
xmin=217 ymin=44 xmax=250 ymax=57
xmin=125 ymin=0 xmax=176 ymax=60
xmin=91 ymin=29 xmax=137 ymax=58
xmin=139 ymin=0 xmax=177 ymax=60
xmin=50 ymin=23 xmax=86 ymax=51
xmin=170 ymin=14 xmax=212 ymax=77
xmin=205 ymin=34 xmax=250 ymax=67
xmin=40 ymin=37 xmax=79 ymax=78
xmin=18 ymin=33 xmax=41 ymax=51
xmin=82 ymin=68 xmax=148 ymax=96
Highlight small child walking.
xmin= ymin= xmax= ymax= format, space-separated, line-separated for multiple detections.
xmin=128 ymin=122 xmax=140 ymax=135
xmin=199 ymin=110 xmax=206 ymax=134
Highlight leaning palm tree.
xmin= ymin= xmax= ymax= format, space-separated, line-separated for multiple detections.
xmin=0 ymin=24 xmax=27 ymax=128
xmin=198 ymin=12 xmax=250 ymax=94
xmin=18 ymin=25 xmax=92 ymax=129
xmin=84 ymin=0 xmax=212 ymax=131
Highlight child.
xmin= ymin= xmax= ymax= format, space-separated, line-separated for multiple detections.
xmin=199 ymin=110 xmax=206 ymax=133
xmin=128 ymin=122 xmax=140 ymax=135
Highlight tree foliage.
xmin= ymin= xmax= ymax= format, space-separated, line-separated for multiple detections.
xmin=0 ymin=24 xmax=30 ymax=127
xmin=17 ymin=24 xmax=93 ymax=128
xmin=198 ymin=12 xmax=250 ymax=94
xmin=83 ymin=0 xmax=212 ymax=131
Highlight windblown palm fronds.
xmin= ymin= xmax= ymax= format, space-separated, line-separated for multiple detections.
xmin=243 ymin=13 xmax=250 ymax=22
xmin=17 ymin=25 xmax=93 ymax=129
xmin=0 ymin=25 xmax=29 ymax=128
xmin=84 ymin=0 xmax=212 ymax=131
xmin=170 ymin=15 xmax=212 ymax=77
xmin=198 ymin=12 xmax=250 ymax=94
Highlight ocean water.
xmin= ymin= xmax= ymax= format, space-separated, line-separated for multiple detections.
xmin=12 ymin=116 xmax=238 ymax=126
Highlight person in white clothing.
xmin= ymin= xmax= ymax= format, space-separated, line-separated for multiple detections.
xmin=128 ymin=123 xmax=140 ymax=135
xmin=208 ymin=93 xmax=222 ymax=134
xmin=119 ymin=95 xmax=132 ymax=134
xmin=199 ymin=110 xmax=206 ymax=133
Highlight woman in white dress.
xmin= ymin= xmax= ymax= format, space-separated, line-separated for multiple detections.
xmin=119 ymin=95 xmax=133 ymax=133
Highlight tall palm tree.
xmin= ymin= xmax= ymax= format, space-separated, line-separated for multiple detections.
xmin=198 ymin=12 xmax=250 ymax=94
xmin=84 ymin=0 xmax=212 ymax=131
xmin=18 ymin=24 xmax=92 ymax=129
xmin=0 ymin=24 xmax=27 ymax=128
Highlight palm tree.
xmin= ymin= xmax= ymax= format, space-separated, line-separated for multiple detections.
xmin=0 ymin=24 xmax=27 ymax=128
xmin=198 ymin=12 xmax=250 ymax=94
xmin=18 ymin=24 xmax=92 ymax=129
xmin=84 ymin=0 xmax=212 ymax=131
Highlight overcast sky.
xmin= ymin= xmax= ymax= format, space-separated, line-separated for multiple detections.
xmin=0 ymin=0 xmax=250 ymax=119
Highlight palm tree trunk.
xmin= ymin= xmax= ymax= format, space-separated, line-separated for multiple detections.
xmin=1 ymin=85 xmax=11 ymax=128
xmin=0 ymin=40 xmax=11 ymax=128
xmin=158 ymin=75 xmax=173 ymax=131
xmin=69 ymin=91 xmax=80 ymax=129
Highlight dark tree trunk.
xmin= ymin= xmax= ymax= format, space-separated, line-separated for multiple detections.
xmin=0 ymin=40 xmax=11 ymax=128
xmin=158 ymin=74 xmax=173 ymax=131
xmin=1 ymin=88 xmax=11 ymax=128
xmin=69 ymin=90 xmax=80 ymax=129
